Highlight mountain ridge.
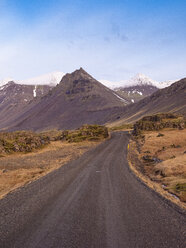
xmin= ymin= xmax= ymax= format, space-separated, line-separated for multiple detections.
xmin=1 ymin=71 xmax=178 ymax=89
xmin=0 ymin=69 xmax=185 ymax=131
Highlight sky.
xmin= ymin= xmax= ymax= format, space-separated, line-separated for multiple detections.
xmin=0 ymin=0 xmax=186 ymax=82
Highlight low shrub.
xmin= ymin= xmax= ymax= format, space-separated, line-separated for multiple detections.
xmin=62 ymin=125 xmax=109 ymax=143
xmin=0 ymin=131 xmax=50 ymax=155
xmin=157 ymin=133 xmax=164 ymax=137
xmin=133 ymin=113 xmax=185 ymax=136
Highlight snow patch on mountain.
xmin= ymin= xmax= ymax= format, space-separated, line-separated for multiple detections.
xmin=0 ymin=78 xmax=14 ymax=87
xmin=113 ymin=93 xmax=128 ymax=104
xmin=33 ymin=86 xmax=37 ymax=97
xmin=158 ymin=80 xmax=178 ymax=88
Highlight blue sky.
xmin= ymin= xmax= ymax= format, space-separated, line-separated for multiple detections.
xmin=0 ymin=0 xmax=186 ymax=82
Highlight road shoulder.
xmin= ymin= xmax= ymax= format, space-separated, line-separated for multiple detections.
xmin=127 ymin=137 xmax=186 ymax=213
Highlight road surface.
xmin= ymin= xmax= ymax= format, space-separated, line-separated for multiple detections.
xmin=0 ymin=132 xmax=185 ymax=248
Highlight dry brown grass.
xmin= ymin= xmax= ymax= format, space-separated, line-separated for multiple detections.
xmin=0 ymin=140 xmax=100 ymax=199
xmin=141 ymin=129 xmax=186 ymax=161
xmin=129 ymin=128 xmax=186 ymax=207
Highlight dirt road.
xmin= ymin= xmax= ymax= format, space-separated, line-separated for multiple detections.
xmin=0 ymin=132 xmax=185 ymax=248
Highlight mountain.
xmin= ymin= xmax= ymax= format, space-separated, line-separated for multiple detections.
xmin=122 ymin=73 xmax=158 ymax=87
xmin=115 ymin=85 xmax=158 ymax=103
xmin=113 ymin=74 xmax=159 ymax=103
xmin=18 ymin=71 xmax=65 ymax=86
xmin=0 ymin=82 xmax=53 ymax=130
xmin=0 ymin=72 xmax=65 ymax=88
xmin=101 ymin=73 xmax=177 ymax=90
xmin=2 ymin=68 xmax=127 ymax=131
xmin=113 ymin=74 xmax=178 ymax=103
xmin=108 ymin=78 xmax=186 ymax=126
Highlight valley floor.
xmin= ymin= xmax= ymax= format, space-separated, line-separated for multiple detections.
xmin=0 ymin=140 xmax=99 ymax=199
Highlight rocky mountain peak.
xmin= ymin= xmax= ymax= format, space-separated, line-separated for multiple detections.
xmin=60 ymin=68 xmax=94 ymax=85
xmin=6 ymin=81 xmax=16 ymax=86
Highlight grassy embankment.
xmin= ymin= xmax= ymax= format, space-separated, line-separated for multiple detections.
xmin=128 ymin=113 xmax=186 ymax=206
xmin=0 ymin=125 xmax=108 ymax=199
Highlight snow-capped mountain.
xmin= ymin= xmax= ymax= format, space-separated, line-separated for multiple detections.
xmin=0 ymin=72 xmax=65 ymax=88
xmin=128 ymin=74 xmax=178 ymax=89
xmin=100 ymin=73 xmax=178 ymax=89
xmin=100 ymin=73 xmax=179 ymax=103
xmin=100 ymin=73 xmax=156 ymax=89
xmin=18 ymin=71 xmax=65 ymax=86
xmin=124 ymin=73 xmax=158 ymax=87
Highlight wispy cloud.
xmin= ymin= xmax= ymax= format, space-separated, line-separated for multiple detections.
xmin=0 ymin=0 xmax=186 ymax=82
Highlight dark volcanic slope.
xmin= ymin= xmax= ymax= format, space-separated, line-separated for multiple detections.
xmin=110 ymin=78 xmax=186 ymax=124
xmin=0 ymin=82 xmax=53 ymax=129
xmin=115 ymin=84 xmax=158 ymax=103
xmin=7 ymin=68 xmax=126 ymax=131
xmin=0 ymin=132 xmax=185 ymax=248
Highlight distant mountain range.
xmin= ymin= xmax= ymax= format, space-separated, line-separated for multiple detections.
xmin=0 ymin=69 xmax=185 ymax=131
xmin=0 ymin=68 xmax=127 ymax=131
xmin=1 ymin=72 xmax=177 ymax=105
xmin=100 ymin=73 xmax=177 ymax=89
xmin=109 ymin=78 xmax=186 ymax=126
xmin=102 ymin=74 xmax=178 ymax=103
xmin=1 ymin=72 xmax=177 ymax=89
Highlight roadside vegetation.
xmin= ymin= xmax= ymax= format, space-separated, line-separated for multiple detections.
xmin=0 ymin=131 xmax=50 ymax=156
xmin=129 ymin=113 xmax=186 ymax=204
xmin=61 ymin=124 xmax=109 ymax=142
xmin=133 ymin=113 xmax=185 ymax=136
xmin=0 ymin=125 xmax=108 ymax=198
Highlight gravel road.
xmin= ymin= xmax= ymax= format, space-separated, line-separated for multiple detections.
xmin=0 ymin=132 xmax=185 ymax=248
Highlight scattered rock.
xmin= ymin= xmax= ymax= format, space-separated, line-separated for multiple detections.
xmin=142 ymin=155 xmax=162 ymax=163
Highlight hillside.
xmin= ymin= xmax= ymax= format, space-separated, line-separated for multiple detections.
xmin=0 ymin=82 xmax=53 ymax=130
xmin=4 ymin=68 xmax=126 ymax=131
xmin=108 ymin=78 xmax=186 ymax=126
